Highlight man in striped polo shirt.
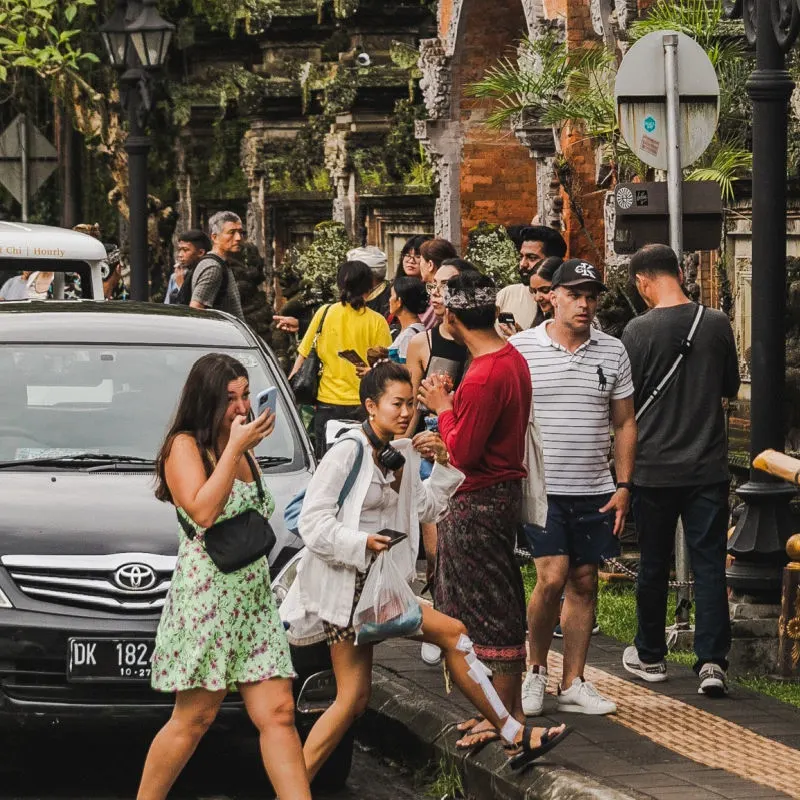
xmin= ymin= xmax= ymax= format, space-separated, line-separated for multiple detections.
xmin=510 ymin=259 xmax=637 ymax=717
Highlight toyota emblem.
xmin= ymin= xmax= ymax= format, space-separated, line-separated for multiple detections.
xmin=114 ymin=563 xmax=157 ymax=591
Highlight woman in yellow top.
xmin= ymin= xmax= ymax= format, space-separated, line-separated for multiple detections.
xmin=290 ymin=260 xmax=392 ymax=458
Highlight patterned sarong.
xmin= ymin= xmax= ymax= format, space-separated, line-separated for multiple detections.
xmin=434 ymin=480 xmax=526 ymax=674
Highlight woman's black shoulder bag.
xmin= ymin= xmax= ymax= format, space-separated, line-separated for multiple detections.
xmin=177 ymin=452 xmax=276 ymax=573
xmin=289 ymin=304 xmax=331 ymax=405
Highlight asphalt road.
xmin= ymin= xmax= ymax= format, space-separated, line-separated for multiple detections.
xmin=0 ymin=726 xmax=426 ymax=799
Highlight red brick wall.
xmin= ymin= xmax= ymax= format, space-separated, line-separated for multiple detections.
xmin=453 ymin=0 xmax=538 ymax=249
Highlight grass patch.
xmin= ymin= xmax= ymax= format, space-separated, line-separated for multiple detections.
xmin=737 ymin=675 xmax=800 ymax=708
xmin=522 ymin=563 xmax=691 ymax=646
xmin=425 ymin=753 xmax=465 ymax=799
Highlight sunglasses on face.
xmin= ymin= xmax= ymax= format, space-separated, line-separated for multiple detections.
xmin=425 ymin=280 xmax=449 ymax=296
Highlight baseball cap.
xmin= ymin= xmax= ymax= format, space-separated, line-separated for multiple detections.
xmin=551 ymin=258 xmax=607 ymax=291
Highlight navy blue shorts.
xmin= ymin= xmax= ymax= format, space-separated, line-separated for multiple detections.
xmin=523 ymin=494 xmax=620 ymax=566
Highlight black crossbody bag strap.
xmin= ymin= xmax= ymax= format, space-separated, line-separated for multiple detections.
xmin=635 ymin=304 xmax=706 ymax=423
xmin=177 ymin=450 xmax=264 ymax=540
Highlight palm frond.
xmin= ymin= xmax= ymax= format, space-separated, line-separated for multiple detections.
xmin=685 ymin=141 xmax=753 ymax=202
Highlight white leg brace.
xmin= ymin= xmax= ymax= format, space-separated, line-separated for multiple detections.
xmin=455 ymin=634 xmax=522 ymax=745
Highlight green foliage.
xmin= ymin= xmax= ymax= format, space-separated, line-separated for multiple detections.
xmin=464 ymin=222 xmax=519 ymax=288
xmin=281 ymin=221 xmax=352 ymax=305
xmin=686 ymin=141 xmax=753 ymax=203
xmin=169 ymin=64 xmax=267 ymax=126
xmin=425 ymin=753 xmax=464 ymax=799
xmin=0 ymin=0 xmax=99 ymax=90
xmin=738 ymin=675 xmax=800 ymax=709
xmin=162 ymin=0 xmax=279 ymax=36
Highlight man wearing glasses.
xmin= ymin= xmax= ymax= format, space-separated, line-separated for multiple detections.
xmin=496 ymin=226 xmax=567 ymax=335
xmin=189 ymin=211 xmax=246 ymax=320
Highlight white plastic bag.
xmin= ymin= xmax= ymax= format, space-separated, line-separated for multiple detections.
xmin=353 ymin=552 xmax=422 ymax=645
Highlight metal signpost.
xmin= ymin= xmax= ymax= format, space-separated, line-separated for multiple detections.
xmin=615 ymin=31 xmax=721 ymax=630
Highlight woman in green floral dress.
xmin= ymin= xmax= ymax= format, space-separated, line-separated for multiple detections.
xmin=137 ymin=354 xmax=311 ymax=800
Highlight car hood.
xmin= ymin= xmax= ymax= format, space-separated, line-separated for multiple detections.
xmin=0 ymin=470 xmax=306 ymax=559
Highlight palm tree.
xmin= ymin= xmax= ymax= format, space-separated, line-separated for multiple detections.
xmin=467 ymin=0 xmax=753 ymax=201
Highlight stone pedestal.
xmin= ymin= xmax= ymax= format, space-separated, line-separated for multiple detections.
xmin=727 ymin=599 xmax=781 ymax=676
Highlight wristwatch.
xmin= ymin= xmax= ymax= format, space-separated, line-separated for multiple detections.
xmin=616 ymin=481 xmax=633 ymax=490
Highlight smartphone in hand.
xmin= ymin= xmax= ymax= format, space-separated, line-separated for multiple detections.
xmin=255 ymin=386 xmax=278 ymax=419
xmin=498 ymin=312 xmax=516 ymax=326
xmin=378 ymin=528 xmax=408 ymax=548
xmin=338 ymin=349 xmax=368 ymax=368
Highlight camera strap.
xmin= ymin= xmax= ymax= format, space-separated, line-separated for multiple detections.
xmin=635 ymin=303 xmax=705 ymax=423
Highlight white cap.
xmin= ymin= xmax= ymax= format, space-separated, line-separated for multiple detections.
xmin=347 ymin=245 xmax=388 ymax=279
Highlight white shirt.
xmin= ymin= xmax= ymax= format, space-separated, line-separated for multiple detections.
xmin=279 ymin=431 xmax=464 ymax=643
xmin=392 ymin=322 xmax=426 ymax=360
xmin=510 ymin=321 xmax=634 ymax=496
xmin=496 ymin=283 xmax=540 ymax=331
xmin=360 ymin=465 xmax=400 ymax=534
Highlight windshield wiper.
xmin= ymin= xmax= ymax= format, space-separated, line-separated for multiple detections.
xmin=0 ymin=453 xmax=155 ymax=469
xmin=256 ymin=456 xmax=293 ymax=467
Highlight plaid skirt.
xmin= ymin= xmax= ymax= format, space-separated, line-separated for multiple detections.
xmin=323 ymin=569 xmax=368 ymax=646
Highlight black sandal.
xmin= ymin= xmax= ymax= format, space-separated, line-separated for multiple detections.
xmin=508 ymin=721 xmax=571 ymax=770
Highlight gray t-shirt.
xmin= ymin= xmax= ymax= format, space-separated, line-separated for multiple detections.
xmin=191 ymin=255 xmax=244 ymax=320
xmin=621 ymin=303 xmax=740 ymax=487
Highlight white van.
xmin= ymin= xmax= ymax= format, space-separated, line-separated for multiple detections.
xmin=0 ymin=221 xmax=106 ymax=300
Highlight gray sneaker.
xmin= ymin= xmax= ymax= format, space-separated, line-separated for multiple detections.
xmin=622 ymin=646 xmax=667 ymax=683
xmin=698 ymin=663 xmax=728 ymax=697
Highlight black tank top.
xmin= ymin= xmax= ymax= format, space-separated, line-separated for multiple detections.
xmin=424 ymin=325 xmax=469 ymax=390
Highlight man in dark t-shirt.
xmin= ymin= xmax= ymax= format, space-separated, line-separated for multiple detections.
xmin=621 ymin=243 xmax=740 ymax=697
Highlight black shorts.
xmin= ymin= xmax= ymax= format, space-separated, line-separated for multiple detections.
xmin=523 ymin=493 xmax=620 ymax=567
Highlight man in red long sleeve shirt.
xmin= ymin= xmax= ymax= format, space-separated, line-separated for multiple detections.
xmin=419 ymin=270 xmax=533 ymax=744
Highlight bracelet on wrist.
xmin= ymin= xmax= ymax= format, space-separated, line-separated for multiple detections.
xmin=616 ymin=481 xmax=632 ymax=491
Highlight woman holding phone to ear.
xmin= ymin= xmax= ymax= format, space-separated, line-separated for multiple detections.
xmin=138 ymin=354 xmax=311 ymax=800
xmin=280 ymin=349 xmax=568 ymax=779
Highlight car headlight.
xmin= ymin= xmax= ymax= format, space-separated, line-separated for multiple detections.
xmin=271 ymin=551 xmax=302 ymax=609
xmin=0 ymin=586 xmax=13 ymax=608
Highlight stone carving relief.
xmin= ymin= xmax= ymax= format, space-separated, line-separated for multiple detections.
xmin=520 ymin=0 xmax=545 ymax=32
xmin=418 ymin=38 xmax=452 ymax=120
xmin=324 ymin=118 xmax=358 ymax=237
xmin=415 ymin=118 xmax=460 ymax=242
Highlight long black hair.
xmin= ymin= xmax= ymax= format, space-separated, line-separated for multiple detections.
xmin=155 ymin=353 xmax=249 ymax=503
xmin=392 ymin=275 xmax=429 ymax=316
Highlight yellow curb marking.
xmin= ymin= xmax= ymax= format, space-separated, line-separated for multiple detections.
xmin=546 ymin=651 xmax=800 ymax=798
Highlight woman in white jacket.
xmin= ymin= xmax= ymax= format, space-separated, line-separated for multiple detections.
xmin=281 ymin=350 xmax=568 ymax=776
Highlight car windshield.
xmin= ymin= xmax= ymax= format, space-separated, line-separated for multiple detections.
xmin=0 ymin=345 xmax=300 ymax=467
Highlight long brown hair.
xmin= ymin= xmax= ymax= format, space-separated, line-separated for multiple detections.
xmin=155 ymin=353 xmax=249 ymax=504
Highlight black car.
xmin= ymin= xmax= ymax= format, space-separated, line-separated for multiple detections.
xmin=0 ymin=302 xmax=351 ymax=787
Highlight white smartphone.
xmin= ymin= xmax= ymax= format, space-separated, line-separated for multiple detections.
xmin=255 ymin=386 xmax=278 ymax=418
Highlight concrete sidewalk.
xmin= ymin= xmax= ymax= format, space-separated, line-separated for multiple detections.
xmin=364 ymin=633 xmax=800 ymax=800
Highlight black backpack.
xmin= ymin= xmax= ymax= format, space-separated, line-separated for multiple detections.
xmin=175 ymin=253 xmax=229 ymax=307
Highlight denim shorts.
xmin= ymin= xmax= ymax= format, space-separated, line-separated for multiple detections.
xmin=523 ymin=493 xmax=619 ymax=566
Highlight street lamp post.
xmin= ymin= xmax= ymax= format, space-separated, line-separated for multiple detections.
xmin=100 ymin=0 xmax=174 ymax=302
xmin=724 ymin=0 xmax=799 ymax=600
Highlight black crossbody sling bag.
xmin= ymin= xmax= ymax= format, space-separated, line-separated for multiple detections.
xmin=177 ymin=452 xmax=276 ymax=573
xmin=635 ymin=303 xmax=705 ymax=423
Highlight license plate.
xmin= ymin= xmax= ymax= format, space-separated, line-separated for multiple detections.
xmin=67 ymin=637 xmax=155 ymax=682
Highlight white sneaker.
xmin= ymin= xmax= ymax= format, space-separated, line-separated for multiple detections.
xmin=421 ymin=643 xmax=442 ymax=666
xmin=698 ymin=663 xmax=728 ymax=697
xmin=521 ymin=667 xmax=548 ymax=716
xmin=622 ymin=646 xmax=668 ymax=683
xmin=557 ymin=678 xmax=617 ymax=715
